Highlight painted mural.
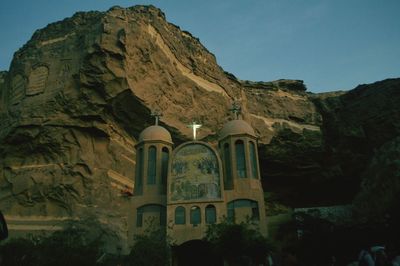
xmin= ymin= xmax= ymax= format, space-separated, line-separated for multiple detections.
xmin=170 ymin=143 xmax=221 ymax=202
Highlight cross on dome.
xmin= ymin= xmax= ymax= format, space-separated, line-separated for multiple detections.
xmin=229 ymin=102 xmax=241 ymax=120
xmin=150 ymin=110 xmax=162 ymax=125
xmin=188 ymin=121 xmax=202 ymax=140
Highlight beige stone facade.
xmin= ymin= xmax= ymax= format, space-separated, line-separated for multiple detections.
xmin=130 ymin=117 xmax=267 ymax=245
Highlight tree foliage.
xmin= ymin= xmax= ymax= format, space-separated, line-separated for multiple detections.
xmin=204 ymin=220 xmax=273 ymax=266
xmin=126 ymin=221 xmax=170 ymax=266
xmin=0 ymin=220 xmax=103 ymax=266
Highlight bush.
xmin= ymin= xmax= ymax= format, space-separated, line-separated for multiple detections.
xmin=126 ymin=225 xmax=170 ymax=266
xmin=0 ymin=221 xmax=104 ymax=266
xmin=204 ymin=220 xmax=273 ymax=266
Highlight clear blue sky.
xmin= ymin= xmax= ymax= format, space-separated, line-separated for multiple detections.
xmin=0 ymin=0 xmax=399 ymax=92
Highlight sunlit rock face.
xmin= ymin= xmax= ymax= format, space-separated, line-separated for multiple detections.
xmin=0 ymin=4 xmax=398 ymax=248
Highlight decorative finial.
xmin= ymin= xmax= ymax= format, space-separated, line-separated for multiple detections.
xmin=229 ymin=101 xmax=241 ymax=120
xmin=150 ymin=110 xmax=162 ymax=125
xmin=188 ymin=121 xmax=202 ymax=140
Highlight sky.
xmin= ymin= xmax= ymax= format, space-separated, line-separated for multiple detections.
xmin=0 ymin=0 xmax=399 ymax=93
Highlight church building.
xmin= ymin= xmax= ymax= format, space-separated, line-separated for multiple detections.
xmin=130 ymin=105 xmax=267 ymax=245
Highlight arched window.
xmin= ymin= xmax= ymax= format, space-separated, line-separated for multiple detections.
xmin=135 ymin=148 xmax=143 ymax=195
xmin=190 ymin=206 xmax=201 ymax=225
xmin=175 ymin=206 xmax=186 ymax=225
xmin=205 ymin=205 xmax=216 ymax=224
xmin=227 ymin=199 xmax=259 ymax=222
xmin=136 ymin=204 xmax=166 ymax=227
xmin=161 ymin=147 xmax=169 ymax=194
xmin=249 ymin=141 xmax=258 ymax=179
xmin=224 ymin=143 xmax=233 ymax=189
xmin=227 ymin=201 xmax=235 ymax=222
xmin=235 ymin=140 xmax=246 ymax=178
xmin=251 ymin=201 xmax=260 ymax=221
xmin=137 ymin=207 xmax=143 ymax=227
xmin=147 ymin=146 xmax=157 ymax=184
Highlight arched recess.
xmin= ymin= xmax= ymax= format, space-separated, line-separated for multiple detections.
xmin=136 ymin=204 xmax=166 ymax=227
xmin=147 ymin=146 xmax=157 ymax=184
xmin=205 ymin=205 xmax=216 ymax=224
xmin=169 ymin=142 xmax=222 ymax=202
xmin=249 ymin=141 xmax=258 ymax=179
xmin=190 ymin=206 xmax=201 ymax=225
xmin=175 ymin=206 xmax=186 ymax=225
xmin=135 ymin=148 xmax=144 ymax=195
xmin=173 ymin=240 xmax=223 ymax=266
xmin=227 ymin=199 xmax=259 ymax=222
xmin=235 ymin=140 xmax=246 ymax=178
xmin=161 ymin=147 xmax=169 ymax=193
xmin=223 ymin=143 xmax=233 ymax=189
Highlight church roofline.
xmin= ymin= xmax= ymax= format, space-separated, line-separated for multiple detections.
xmin=171 ymin=140 xmax=219 ymax=155
xmin=218 ymin=132 xmax=258 ymax=142
xmin=135 ymin=138 xmax=174 ymax=148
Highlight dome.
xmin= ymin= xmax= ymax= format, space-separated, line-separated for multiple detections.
xmin=138 ymin=125 xmax=172 ymax=143
xmin=219 ymin=119 xmax=256 ymax=139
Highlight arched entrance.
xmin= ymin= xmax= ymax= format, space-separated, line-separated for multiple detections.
xmin=172 ymin=240 xmax=222 ymax=266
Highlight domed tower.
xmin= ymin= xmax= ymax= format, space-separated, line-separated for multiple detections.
xmin=219 ymin=103 xmax=267 ymax=235
xmin=133 ymin=111 xmax=173 ymax=232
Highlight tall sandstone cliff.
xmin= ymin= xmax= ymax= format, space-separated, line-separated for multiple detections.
xmin=0 ymin=5 xmax=399 ymax=248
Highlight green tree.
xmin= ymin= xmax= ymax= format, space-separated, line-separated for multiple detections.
xmin=0 ymin=219 xmax=104 ymax=266
xmin=204 ymin=220 xmax=273 ymax=266
xmin=126 ymin=221 xmax=170 ymax=266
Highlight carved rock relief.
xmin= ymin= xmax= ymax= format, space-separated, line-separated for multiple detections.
xmin=57 ymin=60 xmax=71 ymax=87
xmin=27 ymin=66 xmax=48 ymax=95
xmin=10 ymin=74 xmax=25 ymax=105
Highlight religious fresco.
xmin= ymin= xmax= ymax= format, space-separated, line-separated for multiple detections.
xmin=170 ymin=143 xmax=221 ymax=202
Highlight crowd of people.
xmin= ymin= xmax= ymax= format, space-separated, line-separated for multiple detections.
xmin=346 ymin=245 xmax=400 ymax=266
xmin=263 ymin=244 xmax=400 ymax=266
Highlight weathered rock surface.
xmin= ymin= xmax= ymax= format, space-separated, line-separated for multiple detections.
xmin=352 ymin=136 xmax=400 ymax=223
xmin=312 ymin=79 xmax=400 ymax=214
xmin=0 ymin=5 xmax=399 ymax=249
xmin=264 ymin=78 xmax=400 ymax=207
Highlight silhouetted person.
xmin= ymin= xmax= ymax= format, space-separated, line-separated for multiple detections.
xmin=375 ymin=248 xmax=389 ymax=266
xmin=358 ymin=247 xmax=375 ymax=266
xmin=392 ymin=254 xmax=400 ymax=266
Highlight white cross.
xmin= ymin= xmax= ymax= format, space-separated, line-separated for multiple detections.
xmin=188 ymin=121 xmax=202 ymax=140
xmin=150 ymin=110 xmax=162 ymax=125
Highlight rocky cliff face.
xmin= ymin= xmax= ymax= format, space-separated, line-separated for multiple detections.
xmin=313 ymin=79 xmax=400 ymax=217
xmin=0 ymin=5 xmax=398 ymax=247
xmin=265 ymin=78 xmax=400 ymax=207
xmin=0 ymin=6 xmax=322 ymax=249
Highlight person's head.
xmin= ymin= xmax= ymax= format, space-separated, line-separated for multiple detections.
xmin=371 ymin=245 xmax=385 ymax=253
